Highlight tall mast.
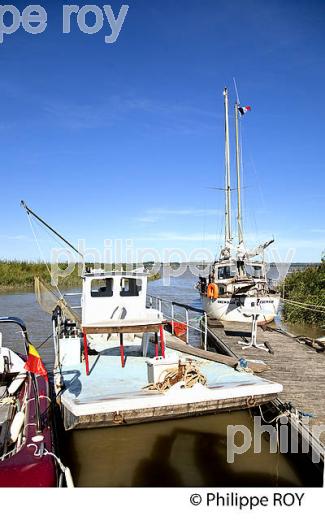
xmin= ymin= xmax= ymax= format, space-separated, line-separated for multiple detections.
xmin=223 ymin=87 xmax=232 ymax=247
xmin=235 ymin=102 xmax=243 ymax=244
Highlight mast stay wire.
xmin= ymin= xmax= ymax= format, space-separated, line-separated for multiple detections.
xmin=32 ymin=217 xmax=76 ymax=252
xmin=32 ymin=216 xmax=83 ymax=270
xmin=233 ymin=77 xmax=241 ymax=106
xmin=238 ymin=109 xmax=245 ymax=247
xmin=237 ymin=105 xmax=263 ymax=249
xmin=233 ymin=78 xmax=266 ymax=251
xmin=26 ymin=211 xmax=64 ymax=300
xmin=234 ymin=78 xmax=254 ymax=248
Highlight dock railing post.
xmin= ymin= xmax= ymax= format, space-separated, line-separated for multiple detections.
xmin=171 ymin=303 xmax=174 ymax=335
xmin=204 ymin=312 xmax=208 ymax=350
xmin=185 ymin=309 xmax=189 ymax=344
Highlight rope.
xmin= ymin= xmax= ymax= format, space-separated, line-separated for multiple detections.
xmin=188 ymin=315 xmax=203 ymax=322
xmin=281 ymin=298 xmax=325 ymax=314
xmin=33 ymin=217 xmax=72 ymax=253
xmin=145 ymin=360 xmax=207 ymax=392
xmin=259 ymin=405 xmax=289 ymax=424
xmin=236 ymin=358 xmax=254 ymax=374
xmin=26 ymin=211 xmax=64 ymax=299
xmin=27 ymin=443 xmax=74 ymax=487
xmin=37 ymin=333 xmax=53 ymax=350
xmin=281 ymin=297 xmax=325 ymax=310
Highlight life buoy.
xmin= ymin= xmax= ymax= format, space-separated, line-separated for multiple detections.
xmin=207 ymin=283 xmax=219 ymax=299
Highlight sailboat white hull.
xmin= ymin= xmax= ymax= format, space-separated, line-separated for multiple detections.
xmin=202 ymin=295 xmax=280 ymax=324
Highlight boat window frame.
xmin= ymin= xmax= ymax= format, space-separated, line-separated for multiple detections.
xmin=217 ymin=265 xmax=236 ymax=280
xmin=119 ymin=277 xmax=143 ymax=297
xmin=246 ymin=264 xmax=264 ymax=279
xmin=90 ymin=277 xmax=114 ymax=298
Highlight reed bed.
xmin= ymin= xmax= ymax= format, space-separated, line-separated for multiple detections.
xmin=0 ymin=260 xmax=160 ymax=291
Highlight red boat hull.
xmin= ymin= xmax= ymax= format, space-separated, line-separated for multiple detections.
xmin=0 ymin=376 xmax=58 ymax=487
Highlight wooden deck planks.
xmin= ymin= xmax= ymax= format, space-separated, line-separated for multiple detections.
xmin=208 ymin=322 xmax=325 ymax=444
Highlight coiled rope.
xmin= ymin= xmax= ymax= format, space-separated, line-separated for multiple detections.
xmin=145 ymin=360 xmax=207 ymax=392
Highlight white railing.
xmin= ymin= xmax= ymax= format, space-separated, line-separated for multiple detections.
xmin=147 ymin=294 xmax=208 ymax=350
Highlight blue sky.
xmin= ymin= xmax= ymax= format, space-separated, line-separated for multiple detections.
xmin=0 ymin=0 xmax=324 ymax=263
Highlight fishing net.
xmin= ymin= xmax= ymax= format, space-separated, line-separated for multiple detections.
xmin=34 ymin=277 xmax=81 ymax=326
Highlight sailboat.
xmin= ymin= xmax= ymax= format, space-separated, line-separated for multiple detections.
xmin=196 ymin=87 xmax=280 ymax=324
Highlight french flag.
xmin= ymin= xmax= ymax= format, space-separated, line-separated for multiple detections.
xmin=238 ymin=105 xmax=251 ymax=116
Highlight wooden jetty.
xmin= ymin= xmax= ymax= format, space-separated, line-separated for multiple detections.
xmin=207 ymin=320 xmax=325 ymax=445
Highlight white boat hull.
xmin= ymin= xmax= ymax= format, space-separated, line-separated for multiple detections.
xmin=202 ymin=295 xmax=280 ymax=324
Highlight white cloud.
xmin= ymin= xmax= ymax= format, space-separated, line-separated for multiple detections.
xmin=0 ymin=234 xmax=31 ymax=241
xmin=137 ymin=232 xmax=220 ymax=242
xmin=136 ymin=217 xmax=158 ymax=223
xmin=136 ymin=208 xmax=222 ymax=223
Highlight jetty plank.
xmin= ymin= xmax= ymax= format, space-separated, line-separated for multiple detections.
xmin=165 ymin=332 xmax=269 ymax=373
xmin=208 ymin=322 xmax=325 ymax=444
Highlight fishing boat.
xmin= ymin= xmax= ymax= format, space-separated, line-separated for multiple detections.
xmin=21 ymin=202 xmax=283 ymax=431
xmin=49 ymin=268 xmax=285 ymax=430
xmin=0 ymin=317 xmax=59 ymax=487
xmin=196 ymin=88 xmax=280 ymax=324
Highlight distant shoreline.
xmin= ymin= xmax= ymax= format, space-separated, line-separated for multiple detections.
xmin=0 ymin=261 xmax=160 ymax=292
xmin=0 ymin=259 xmax=319 ymax=292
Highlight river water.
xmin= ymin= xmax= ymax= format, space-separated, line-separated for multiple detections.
xmin=0 ymin=269 xmax=323 ymax=486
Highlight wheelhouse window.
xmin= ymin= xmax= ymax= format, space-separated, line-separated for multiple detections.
xmin=253 ymin=265 xmax=263 ymax=278
xmin=217 ymin=265 xmax=236 ymax=279
xmin=246 ymin=265 xmax=263 ymax=279
xmin=91 ymin=278 xmax=113 ymax=297
xmin=120 ymin=278 xmax=142 ymax=297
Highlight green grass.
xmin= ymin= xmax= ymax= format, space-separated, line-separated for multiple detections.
xmin=0 ymin=260 xmax=160 ymax=291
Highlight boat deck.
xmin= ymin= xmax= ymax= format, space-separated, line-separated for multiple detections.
xmin=62 ymin=347 xmax=271 ymax=402
xmin=59 ymin=338 xmax=282 ymax=429
xmin=208 ymin=321 xmax=325 ymax=444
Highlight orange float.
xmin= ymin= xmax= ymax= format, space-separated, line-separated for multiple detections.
xmin=207 ymin=283 xmax=219 ymax=299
